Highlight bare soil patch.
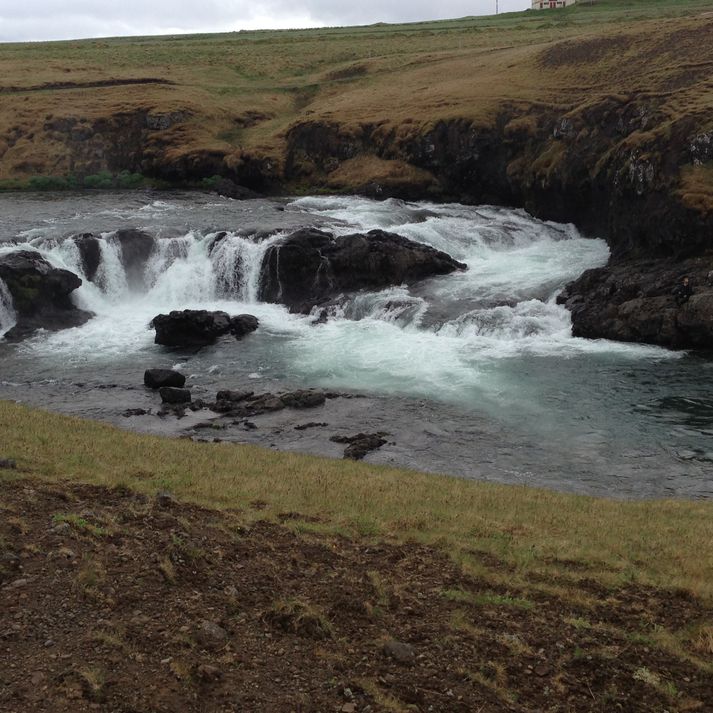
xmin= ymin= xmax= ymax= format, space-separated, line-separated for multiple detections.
xmin=1 ymin=478 xmax=711 ymax=712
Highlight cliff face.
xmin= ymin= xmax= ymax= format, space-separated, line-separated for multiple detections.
xmin=283 ymin=102 xmax=713 ymax=262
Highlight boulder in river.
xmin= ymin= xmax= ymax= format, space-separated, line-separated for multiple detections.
xmin=230 ymin=313 xmax=259 ymax=338
xmin=144 ymin=368 xmax=186 ymax=389
xmin=0 ymin=250 xmax=92 ymax=340
xmin=71 ymin=233 xmax=102 ymax=282
xmin=152 ymin=310 xmax=259 ymax=347
xmin=258 ymin=228 xmax=467 ymax=312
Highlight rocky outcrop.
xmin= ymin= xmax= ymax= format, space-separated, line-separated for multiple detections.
xmin=557 ymin=257 xmax=713 ymax=348
xmin=259 ymin=228 xmax=466 ymax=312
xmin=152 ymin=310 xmax=259 ymax=347
xmin=0 ymin=250 xmax=92 ymax=340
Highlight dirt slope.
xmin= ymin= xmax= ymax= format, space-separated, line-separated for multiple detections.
xmin=1 ymin=478 xmax=712 ymax=712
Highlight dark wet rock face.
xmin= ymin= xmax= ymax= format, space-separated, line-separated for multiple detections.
xmin=152 ymin=310 xmax=259 ymax=347
xmin=144 ymin=368 xmax=186 ymax=389
xmin=259 ymin=228 xmax=466 ymax=312
xmin=558 ymin=258 xmax=713 ymax=348
xmin=0 ymin=250 xmax=92 ymax=340
xmin=71 ymin=234 xmax=102 ymax=282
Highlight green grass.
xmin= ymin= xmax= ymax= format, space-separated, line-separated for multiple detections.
xmin=2 ymin=400 xmax=712 ymax=599
xmin=442 ymin=588 xmax=534 ymax=610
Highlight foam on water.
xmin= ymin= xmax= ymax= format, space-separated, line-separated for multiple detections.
xmin=0 ymin=278 xmax=16 ymax=338
xmin=9 ymin=195 xmax=676 ymax=387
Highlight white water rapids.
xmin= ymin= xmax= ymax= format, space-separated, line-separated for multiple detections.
xmin=0 ymin=278 xmax=16 ymax=337
xmin=2 ymin=193 xmax=711 ymax=498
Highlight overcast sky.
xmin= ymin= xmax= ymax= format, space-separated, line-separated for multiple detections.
xmin=0 ymin=0 xmax=532 ymax=42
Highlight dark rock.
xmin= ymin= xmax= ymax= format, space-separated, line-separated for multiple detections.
xmin=229 ymin=313 xmax=259 ymax=338
xmin=122 ymin=408 xmax=149 ymax=418
xmin=258 ymin=228 xmax=466 ymax=312
xmin=330 ymin=432 xmax=388 ymax=460
xmin=215 ymin=390 xmax=253 ymax=403
xmin=144 ymin=368 xmax=186 ymax=389
xmin=558 ymin=257 xmax=713 ymax=349
xmin=212 ymin=177 xmax=262 ymax=200
xmin=0 ymin=459 xmax=17 ymax=470
xmin=294 ymin=422 xmax=328 ymax=431
xmin=195 ymin=620 xmax=228 ymax=650
xmin=71 ymin=234 xmax=101 ymax=282
xmin=153 ymin=309 xmax=231 ymax=347
xmin=0 ymin=250 xmax=93 ymax=340
xmin=159 ymin=387 xmax=192 ymax=404
xmin=152 ymin=310 xmax=259 ymax=347
xmin=212 ymin=389 xmax=326 ymax=418
xmin=280 ymin=390 xmax=326 ymax=409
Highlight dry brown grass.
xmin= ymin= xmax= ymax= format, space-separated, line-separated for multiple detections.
xmin=0 ymin=0 xmax=712 ymax=190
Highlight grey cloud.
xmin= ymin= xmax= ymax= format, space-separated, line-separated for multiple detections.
xmin=0 ymin=0 xmax=530 ymax=42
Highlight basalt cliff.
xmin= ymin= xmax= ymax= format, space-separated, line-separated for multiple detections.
xmin=1 ymin=6 xmax=712 ymax=348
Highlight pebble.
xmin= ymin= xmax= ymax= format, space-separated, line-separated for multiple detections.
xmin=195 ymin=620 xmax=228 ymax=650
xmin=382 ymin=639 xmax=416 ymax=663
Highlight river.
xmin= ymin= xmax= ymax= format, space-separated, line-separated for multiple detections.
xmin=1 ymin=190 xmax=711 ymax=499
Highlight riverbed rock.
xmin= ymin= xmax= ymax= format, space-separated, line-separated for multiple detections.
xmin=330 ymin=432 xmax=388 ymax=460
xmin=558 ymin=257 xmax=713 ymax=349
xmin=0 ymin=250 xmax=93 ymax=340
xmin=159 ymin=387 xmax=192 ymax=404
xmin=258 ymin=228 xmax=467 ymax=312
xmin=210 ymin=389 xmax=327 ymax=418
xmin=144 ymin=368 xmax=186 ymax=389
xmin=152 ymin=310 xmax=259 ymax=347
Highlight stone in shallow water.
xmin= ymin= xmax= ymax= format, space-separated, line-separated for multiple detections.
xmin=159 ymin=387 xmax=191 ymax=404
xmin=152 ymin=309 xmax=259 ymax=347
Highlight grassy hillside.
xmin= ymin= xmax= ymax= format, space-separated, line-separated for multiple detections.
xmin=0 ymin=0 xmax=712 ymax=196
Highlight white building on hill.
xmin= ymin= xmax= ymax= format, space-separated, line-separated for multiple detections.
xmin=532 ymin=0 xmax=577 ymax=9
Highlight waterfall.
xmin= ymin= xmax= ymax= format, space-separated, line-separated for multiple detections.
xmin=211 ymin=231 xmax=285 ymax=302
xmin=0 ymin=278 xmax=16 ymax=338
xmin=16 ymin=229 xmax=286 ymax=313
